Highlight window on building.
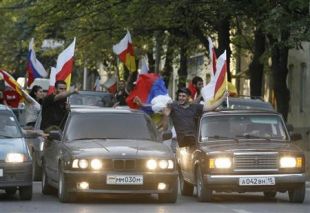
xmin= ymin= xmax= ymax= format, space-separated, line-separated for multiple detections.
xmin=299 ymin=63 xmax=307 ymax=112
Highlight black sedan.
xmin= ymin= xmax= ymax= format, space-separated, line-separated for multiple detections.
xmin=0 ymin=105 xmax=32 ymax=200
xmin=42 ymin=108 xmax=178 ymax=203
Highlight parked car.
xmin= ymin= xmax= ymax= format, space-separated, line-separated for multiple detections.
xmin=42 ymin=107 xmax=178 ymax=203
xmin=176 ymin=110 xmax=306 ymax=203
xmin=0 ymin=104 xmax=32 ymax=200
xmin=68 ymin=91 xmax=115 ymax=107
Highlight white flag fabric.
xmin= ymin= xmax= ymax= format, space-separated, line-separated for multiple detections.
xmin=138 ymin=56 xmax=149 ymax=74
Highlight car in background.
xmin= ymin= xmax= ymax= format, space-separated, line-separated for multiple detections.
xmin=42 ymin=107 xmax=178 ymax=203
xmin=68 ymin=91 xmax=115 ymax=107
xmin=176 ymin=110 xmax=306 ymax=203
xmin=220 ymin=97 xmax=274 ymax=111
xmin=0 ymin=104 xmax=32 ymax=200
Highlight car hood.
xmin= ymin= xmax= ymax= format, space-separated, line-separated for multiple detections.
xmin=0 ymin=138 xmax=27 ymax=160
xmin=65 ymin=139 xmax=173 ymax=158
xmin=201 ymin=140 xmax=302 ymax=154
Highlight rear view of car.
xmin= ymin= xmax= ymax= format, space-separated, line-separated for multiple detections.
xmin=0 ymin=105 xmax=32 ymax=200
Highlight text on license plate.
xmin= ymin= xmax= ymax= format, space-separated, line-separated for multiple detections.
xmin=239 ymin=177 xmax=275 ymax=185
xmin=106 ymin=175 xmax=143 ymax=185
xmin=0 ymin=169 xmax=2 ymax=177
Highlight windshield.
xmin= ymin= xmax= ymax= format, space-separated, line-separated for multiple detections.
xmin=200 ymin=114 xmax=288 ymax=142
xmin=0 ymin=112 xmax=22 ymax=138
xmin=65 ymin=113 xmax=158 ymax=141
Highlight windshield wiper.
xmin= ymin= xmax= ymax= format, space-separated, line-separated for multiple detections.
xmin=203 ymin=135 xmax=239 ymax=143
xmin=0 ymin=135 xmax=15 ymax=138
xmin=236 ymin=134 xmax=271 ymax=141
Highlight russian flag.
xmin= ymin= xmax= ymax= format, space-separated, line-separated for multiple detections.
xmin=27 ymin=38 xmax=48 ymax=86
xmin=126 ymin=73 xmax=171 ymax=113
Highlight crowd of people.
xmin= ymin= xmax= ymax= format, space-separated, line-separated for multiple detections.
xmin=1 ymin=74 xmax=228 ymax=152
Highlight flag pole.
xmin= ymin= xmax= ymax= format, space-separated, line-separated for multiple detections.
xmin=225 ymin=52 xmax=229 ymax=108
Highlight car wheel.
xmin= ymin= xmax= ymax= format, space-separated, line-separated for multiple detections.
xmin=158 ymin=179 xmax=178 ymax=203
xmin=264 ymin=191 xmax=277 ymax=199
xmin=32 ymin=152 xmax=42 ymax=181
xmin=58 ymin=164 xmax=75 ymax=203
xmin=19 ymin=185 xmax=32 ymax=200
xmin=288 ymin=183 xmax=305 ymax=203
xmin=42 ymin=163 xmax=53 ymax=195
xmin=179 ymin=170 xmax=194 ymax=196
xmin=196 ymin=167 xmax=212 ymax=202
xmin=5 ymin=188 xmax=17 ymax=196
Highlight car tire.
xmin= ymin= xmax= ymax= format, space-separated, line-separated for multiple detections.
xmin=158 ymin=179 xmax=178 ymax=203
xmin=42 ymin=163 xmax=53 ymax=195
xmin=32 ymin=152 xmax=42 ymax=181
xmin=58 ymin=164 xmax=75 ymax=203
xmin=179 ymin=170 xmax=194 ymax=196
xmin=19 ymin=185 xmax=32 ymax=200
xmin=196 ymin=167 xmax=212 ymax=202
xmin=288 ymin=183 xmax=305 ymax=203
xmin=264 ymin=191 xmax=277 ymax=199
xmin=5 ymin=188 xmax=17 ymax=196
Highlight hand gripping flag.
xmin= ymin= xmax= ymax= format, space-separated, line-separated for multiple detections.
xmin=27 ymin=38 xmax=48 ymax=86
xmin=113 ymin=31 xmax=136 ymax=72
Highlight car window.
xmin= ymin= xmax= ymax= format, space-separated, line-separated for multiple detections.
xmin=69 ymin=93 xmax=114 ymax=107
xmin=0 ymin=112 xmax=22 ymax=138
xmin=200 ymin=114 xmax=288 ymax=142
xmin=65 ymin=113 xmax=158 ymax=142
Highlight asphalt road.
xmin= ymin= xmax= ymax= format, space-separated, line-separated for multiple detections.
xmin=0 ymin=182 xmax=309 ymax=213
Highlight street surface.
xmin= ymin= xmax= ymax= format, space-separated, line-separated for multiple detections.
xmin=0 ymin=182 xmax=309 ymax=213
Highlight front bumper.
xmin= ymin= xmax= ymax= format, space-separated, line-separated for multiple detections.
xmin=205 ymin=173 xmax=306 ymax=192
xmin=64 ymin=170 xmax=178 ymax=194
xmin=0 ymin=162 xmax=32 ymax=188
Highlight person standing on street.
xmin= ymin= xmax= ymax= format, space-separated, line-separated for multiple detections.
xmin=188 ymin=76 xmax=204 ymax=103
xmin=22 ymin=85 xmax=44 ymax=127
xmin=40 ymin=80 xmax=78 ymax=131
xmin=114 ymin=80 xmax=129 ymax=106
xmin=162 ymin=87 xmax=228 ymax=146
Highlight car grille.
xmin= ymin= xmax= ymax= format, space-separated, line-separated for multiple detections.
xmin=113 ymin=159 xmax=136 ymax=170
xmin=233 ymin=152 xmax=278 ymax=171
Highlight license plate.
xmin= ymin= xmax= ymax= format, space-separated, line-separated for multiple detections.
xmin=0 ymin=169 xmax=3 ymax=177
xmin=239 ymin=177 xmax=275 ymax=186
xmin=106 ymin=175 xmax=143 ymax=185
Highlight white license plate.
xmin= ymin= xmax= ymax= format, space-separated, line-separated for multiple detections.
xmin=0 ymin=169 xmax=3 ymax=177
xmin=239 ymin=177 xmax=275 ymax=186
xmin=106 ymin=175 xmax=143 ymax=185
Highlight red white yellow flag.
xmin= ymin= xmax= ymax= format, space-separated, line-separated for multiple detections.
xmin=213 ymin=50 xmax=227 ymax=102
xmin=113 ymin=31 xmax=136 ymax=72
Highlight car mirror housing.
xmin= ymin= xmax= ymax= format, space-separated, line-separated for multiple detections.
xmin=48 ymin=130 xmax=62 ymax=141
xmin=179 ymin=135 xmax=196 ymax=147
xmin=162 ymin=131 xmax=172 ymax=141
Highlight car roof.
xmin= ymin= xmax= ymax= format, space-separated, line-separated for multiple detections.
xmin=221 ymin=97 xmax=274 ymax=110
xmin=71 ymin=90 xmax=112 ymax=96
xmin=70 ymin=107 xmax=143 ymax=115
xmin=202 ymin=109 xmax=281 ymax=118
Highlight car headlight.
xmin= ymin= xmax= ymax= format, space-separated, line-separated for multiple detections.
xmin=78 ymin=159 xmax=89 ymax=169
xmin=280 ymin=156 xmax=302 ymax=168
xmin=146 ymin=159 xmax=157 ymax=170
xmin=90 ymin=159 xmax=103 ymax=170
xmin=5 ymin=153 xmax=25 ymax=163
xmin=209 ymin=157 xmax=232 ymax=169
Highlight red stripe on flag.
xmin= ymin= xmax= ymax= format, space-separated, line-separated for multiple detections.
xmin=118 ymin=43 xmax=134 ymax=63
xmin=214 ymin=62 xmax=227 ymax=95
xmin=212 ymin=49 xmax=217 ymax=75
xmin=56 ymin=58 xmax=74 ymax=81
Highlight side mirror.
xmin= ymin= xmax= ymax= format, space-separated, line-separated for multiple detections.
xmin=162 ymin=131 xmax=172 ymax=141
xmin=48 ymin=130 xmax=62 ymax=141
xmin=179 ymin=135 xmax=196 ymax=148
xmin=286 ymin=124 xmax=294 ymax=133
xmin=290 ymin=133 xmax=302 ymax=141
